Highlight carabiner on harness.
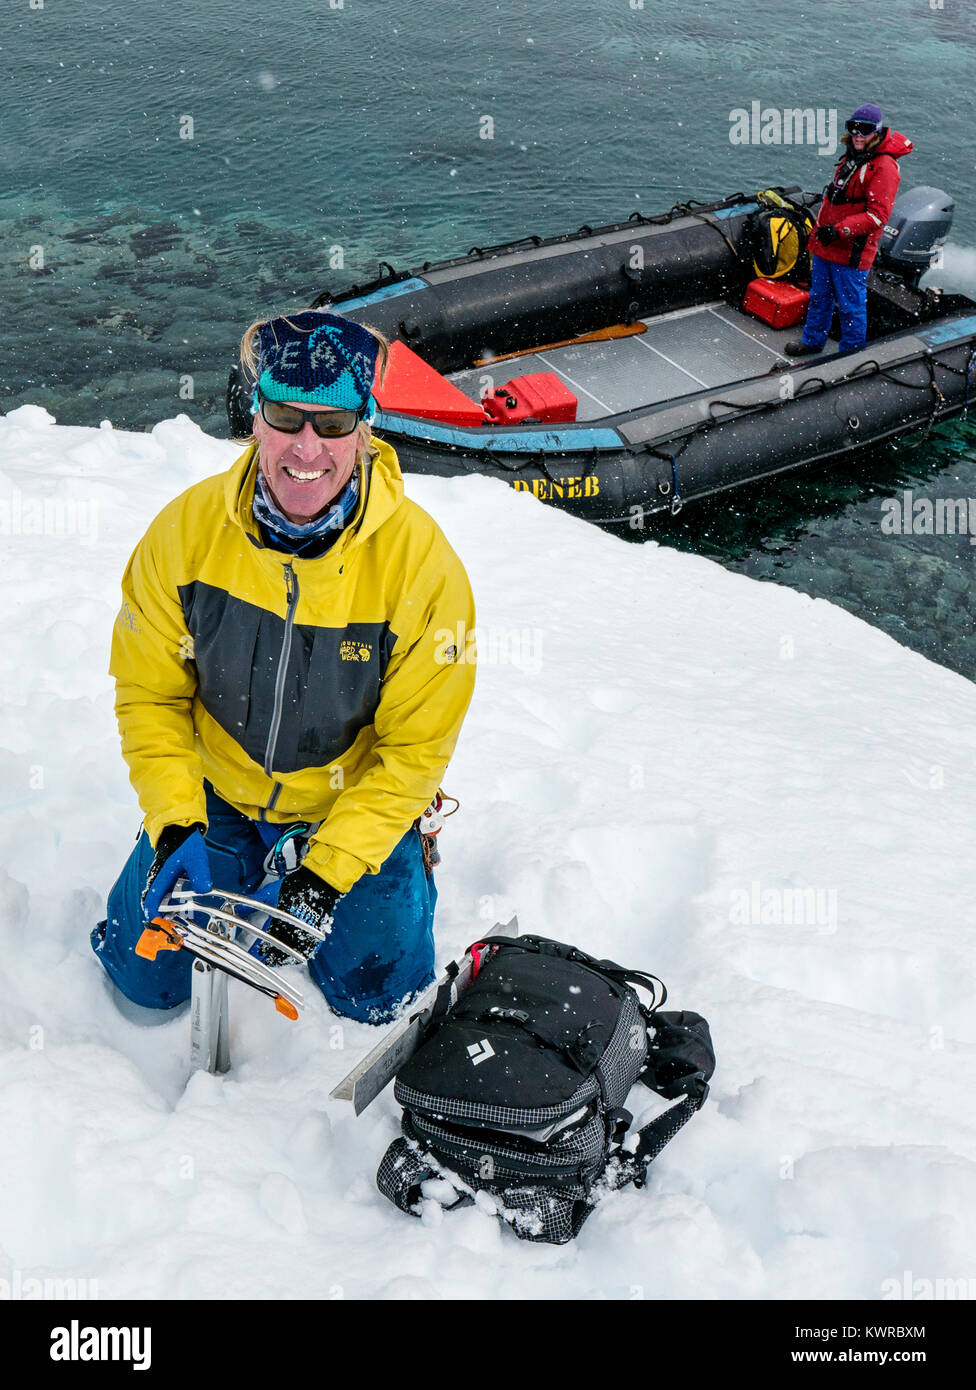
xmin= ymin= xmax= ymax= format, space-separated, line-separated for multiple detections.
xmin=263 ymin=823 xmax=312 ymax=880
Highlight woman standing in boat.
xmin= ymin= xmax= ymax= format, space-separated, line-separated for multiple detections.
xmin=787 ymin=103 xmax=912 ymax=358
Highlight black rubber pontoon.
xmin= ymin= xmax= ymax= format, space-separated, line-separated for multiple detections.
xmin=227 ymin=188 xmax=976 ymax=525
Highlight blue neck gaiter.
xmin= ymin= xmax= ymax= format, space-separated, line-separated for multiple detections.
xmin=252 ymin=464 xmax=361 ymax=557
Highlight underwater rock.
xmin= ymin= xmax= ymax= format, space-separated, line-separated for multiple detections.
xmin=128 ymin=222 xmax=184 ymax=260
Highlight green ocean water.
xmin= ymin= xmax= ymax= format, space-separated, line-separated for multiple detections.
xmin=4 ymin=0 xmax=976 ymax=678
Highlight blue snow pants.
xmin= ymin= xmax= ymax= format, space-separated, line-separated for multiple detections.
xmin=800 ymin=253 xmax=870 ymax=354
xmin=91 ymin=784 xmax=437 ymax=1023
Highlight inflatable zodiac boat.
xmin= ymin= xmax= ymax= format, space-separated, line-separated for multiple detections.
xmin=227 ymin=186 xmax=976 ymax=526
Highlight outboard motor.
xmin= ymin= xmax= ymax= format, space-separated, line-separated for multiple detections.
xmin=876 ymin=185 xmax=953 ymax=289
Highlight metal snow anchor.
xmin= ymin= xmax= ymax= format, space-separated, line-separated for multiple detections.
xmin=135 ymin=885 xmax=329 ymax=1079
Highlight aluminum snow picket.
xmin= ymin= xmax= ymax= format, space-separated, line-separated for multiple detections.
xmin=135 ymin=885 xmax=328 ymax=1079
xmin=330 ymin=916 xmax=519 ymax=1115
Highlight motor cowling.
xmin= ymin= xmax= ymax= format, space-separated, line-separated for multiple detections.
xmin=877 ymin=185 xmax=954 ymax=288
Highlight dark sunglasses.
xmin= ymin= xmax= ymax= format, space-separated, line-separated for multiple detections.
xmin=846 ymin=120 xmax=879 ymax=136
xmin=257 ymin=393 xmax=364 ymax=437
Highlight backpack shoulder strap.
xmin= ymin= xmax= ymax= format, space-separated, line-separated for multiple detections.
xmin=614 ymin=1094 xmax=704 ymax=1190
xmin=607 ymin=1008 xmax=715 ymax=1190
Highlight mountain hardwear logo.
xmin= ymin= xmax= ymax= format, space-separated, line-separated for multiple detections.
xmin=339 ymin=640 xmax=372 ymax=662
xmin=467 ymin=1038 xmax=495 ymax=1066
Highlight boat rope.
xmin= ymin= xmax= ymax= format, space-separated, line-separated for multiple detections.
xmin=471 ymin=447 xmax=564 ymax=484
xmin=682 ymin=212 xmax=741 ymax=258
xmin=622 ymin=194 xmax=754 ymax=258
xmin=668 ymin=454 xmax=683 ymax=514
xmin=467 ymin=233 xmax=543 ymax=257
xmin=699 ymin=350 xmax=962 ymax=431
xmin=581 ymin=448 xmax=602 ymax=485
xmin=626 ymin=193 xmax=751 ymax=229
xmin=617 ymin=345 xmax=973 ymax=503
xmin=337 ymin=192 xmax=758 ymax=292
xmin=922 ymin=356 xmax=948 ymax=437
xmin=438 ymin=341 xmax=972 ymax=500
xmin=532 ymin=452 xmax=565 ymax=484
xmin=645 ymin=443 xmax=692 ymax=513
xmin=460 ymin=196 xmax=753 ymax=261
xmin=964 ymin=348 xmax=976 ymax=416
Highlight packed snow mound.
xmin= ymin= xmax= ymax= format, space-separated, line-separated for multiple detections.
xmin=1 ymin=406 xmax=975 ymax=1300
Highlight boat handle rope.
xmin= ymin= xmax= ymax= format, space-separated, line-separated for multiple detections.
xmin=650 ymin=450 xmax=687 ymax=514
xmin=683 ymin=211 xmax=740 ymax=259
xmin=668 ymin=455 xmax=683 ymax=514
xmin=467 ymin=233 xmax=543 ymax=258
xmin=701 ymin=349 xmax=964 ymax=434
xmin=465 ymin=196 xmax=753 ymax=260
xmin=964 ymin=348 xmax=976 ymax=415
xmin=626 ymin=192 xmax=751 ymax=229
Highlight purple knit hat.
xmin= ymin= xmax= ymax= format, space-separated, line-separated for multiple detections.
xmin=848 ymin=103 xmax=883 ymax=129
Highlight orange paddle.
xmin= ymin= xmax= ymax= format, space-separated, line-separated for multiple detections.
xmin=474 ymin=322 xmax=646 ymax=367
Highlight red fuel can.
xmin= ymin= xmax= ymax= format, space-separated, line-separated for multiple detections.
xmin=742 ymin=278 xmax=810 ymax=329
xmin=482 ymin=371 xmax=578 ymax=424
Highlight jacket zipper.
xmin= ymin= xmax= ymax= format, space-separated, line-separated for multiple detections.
xmin=263 ymin=561 xmax=300 ymax=786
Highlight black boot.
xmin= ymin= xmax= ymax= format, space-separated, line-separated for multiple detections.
xmin=784 ymin=340 xmax=823 ymax=357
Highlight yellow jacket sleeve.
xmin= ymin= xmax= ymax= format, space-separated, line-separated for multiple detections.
xmin=109 ymin=519 xmax=208 ymax=848
xmin=303 ymin=546 xmax=476 ymax=893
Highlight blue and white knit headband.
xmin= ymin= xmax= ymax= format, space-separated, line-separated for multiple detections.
xmin=252 ymin=311 xmax=380 ymax=411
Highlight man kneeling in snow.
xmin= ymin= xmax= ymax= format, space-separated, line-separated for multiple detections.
xmin=91 ymin=310 xmax=476 ymax=1023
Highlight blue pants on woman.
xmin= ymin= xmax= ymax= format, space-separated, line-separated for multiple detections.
xmin=800 ymin=254 xmax=870 ymax=354
xmin=91 ymin=784 xmax=437 ymax=1023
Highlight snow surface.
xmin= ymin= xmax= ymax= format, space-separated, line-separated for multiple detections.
xmin=1 ymin=404 xmax=975 ymax=1301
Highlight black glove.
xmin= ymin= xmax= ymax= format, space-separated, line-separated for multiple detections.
xmin=261 ymin=866 xmax=342 ymax=965
xmin=142 ymin=823 xmax=211 ymax=918
xmin=815 ymin=225 xmax=839 ymax=245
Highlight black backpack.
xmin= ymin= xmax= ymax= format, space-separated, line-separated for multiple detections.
xmin=377 ymin=934 xmax=715 ymax=1244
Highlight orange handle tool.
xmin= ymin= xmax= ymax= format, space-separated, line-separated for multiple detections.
xmin=135 ymin=918 xmax=185 ymax=962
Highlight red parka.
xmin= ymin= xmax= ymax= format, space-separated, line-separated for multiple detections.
xmin=813 ymin=128 xmax=913 ymax=270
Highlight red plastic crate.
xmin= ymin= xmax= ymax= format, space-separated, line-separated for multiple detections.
xmin=482 ymin=371 xmax=578 ymax=425
xmin=742 ymin=278 xmax=810 ymax=329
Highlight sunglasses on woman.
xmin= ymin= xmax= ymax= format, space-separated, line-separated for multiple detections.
xmin=257 ymin=392 xmax=364 ymax=437
xmin=846 ymin=120 xmax=879 ymax=137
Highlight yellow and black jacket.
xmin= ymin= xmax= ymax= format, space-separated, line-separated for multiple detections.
xmin=110 ymin=437 xmax=476 ymax=894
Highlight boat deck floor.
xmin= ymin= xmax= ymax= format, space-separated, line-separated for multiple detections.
xmin=447 ymin=301 xmax=799 ymax=421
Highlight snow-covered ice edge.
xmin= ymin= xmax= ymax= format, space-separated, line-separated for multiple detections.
xmin=1 ymin=406 xmax=974 ymax=1300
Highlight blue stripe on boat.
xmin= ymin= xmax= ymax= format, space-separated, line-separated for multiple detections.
xmin=713 ymin=202 xmax=759 ymax=219
xmin=337 ymin=277 xmax=429 ymax=312
xmin=374 ymin=412 xmax=623 ymax=451
xmin=918 ymin=315 xmax=976 ymax=345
